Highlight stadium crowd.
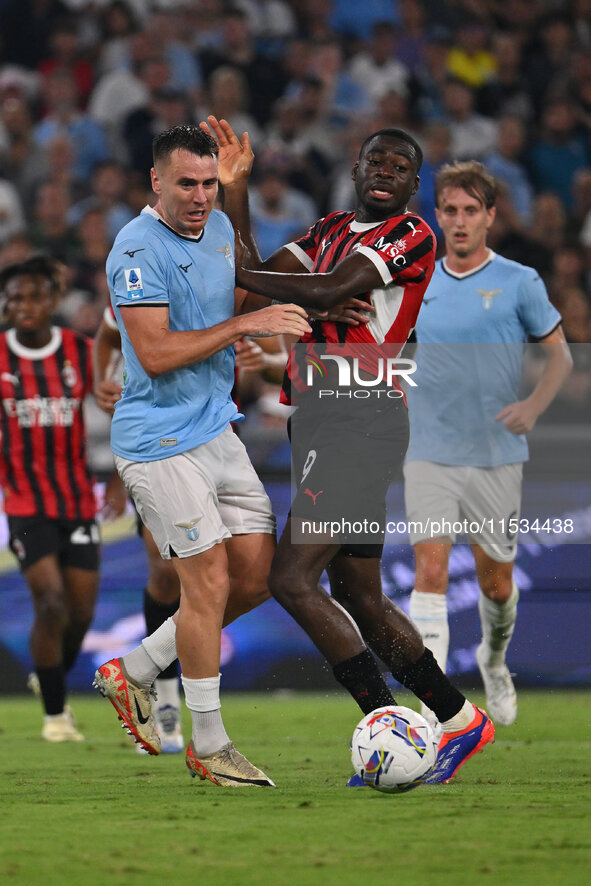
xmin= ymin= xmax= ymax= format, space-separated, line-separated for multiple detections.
xmin=0 ymin=0 xmax=589 ymax=369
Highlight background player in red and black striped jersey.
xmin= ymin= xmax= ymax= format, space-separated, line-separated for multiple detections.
xmin=201 ymin=118 xmax=495 ymax=781
xmin=0 ymin=256 xmax=99 ymax=743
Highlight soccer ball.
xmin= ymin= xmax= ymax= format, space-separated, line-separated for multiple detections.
xmin=350 ymin=705 xmax=438 ymax=793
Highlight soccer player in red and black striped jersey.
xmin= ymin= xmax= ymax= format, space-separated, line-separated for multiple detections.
xmin=202 ymin=118 xmax=495 ymax=783
xmin=0 ymin=256 xmax=99 ymax=743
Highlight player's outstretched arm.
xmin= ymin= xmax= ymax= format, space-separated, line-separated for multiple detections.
xmin=237 ymin=250 xmax=385 ymax=311
xmin=495 ymin=325 xmax=573 ymax=434
xmin=120 ymin=304 xmax=311 ymax=378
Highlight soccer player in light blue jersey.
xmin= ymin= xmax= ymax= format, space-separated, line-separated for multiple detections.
xmin=93 ymin=124 xmax=312 ymax=787
xmin=405 ymin=161 xmax=573 ymax=730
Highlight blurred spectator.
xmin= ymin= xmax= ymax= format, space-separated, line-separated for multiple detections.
xmin=307 ymin=37 xmax=371 ymax=127
xmin=0 ymin=174 xmax=26 ymax=244
xmin=369 ymin=87 xmax=418 ymax=136
xmin=0 ymin=0 xmax=70 ymax=70
xmin=123 ymin=85 xmax=190 ymax=180
xmin=200 ymin=66 xmax=263 ymax=150
xmin=69 ymin=206 xmax=111 ymax=299
xmin=249 ymin=166 xmax=317 ymax=259
xmin=329 ymin=0 xmax=400 ymax=45
xmin=38 ymin=15 xmax=95 ymax=110
xmin=483 ymin=115 xmax=534 ymax=225
xmin=489 ymin=187 xmax=554 ymax=282
xmin=523 ymin=12 xmax=576 ymax=116
xmin=445 ymin=18 xmax=497 ymax=90
xmin=408 ymin=121 xmax=451 ymax=245
xmin=547 ymin=245 xmax=589 ymax=304
xmin=233 ymin=0 xmax=298 ymax=54
xmin=294 ymin=0 xmax=337 ymax=43
xmin=143 ymin=8 xmax=203 ymax=101
xmin=0 ymin=232 xmax=33 ymax=269
xmin=478 ymin=31 xmax=534 ymax=122
xmin=263 ymin=83 xmax=335 ymax=208
xmin=394 ymin=0 xmax=429 ymax=76
xmin=326 ymin=118 xmax=368 ymax=213
xmin=68 ymin=160 xmax=134 ymax=244
xmin=348 ymin=21 xmax=409 ymax=109
xmin=34 ymin=68 xmax=110 ymax=183
xmin=88 ymin=32 xmax=167 ymax=137
xmin=187 ymin=0 xmax=225 ymax=53
xmin=95 ymin=1 xmax=142 ymax=78
xmin=527 ymin=98 xmax=590 ymax=209
xmin=199 ymin=6 xmax=286 ymax=125
xmin=440 ymin=77 xmax=497 ymax=160
xmin=28 ymin=180 xmax=79 ymax=263
xmin=0 ymin=95 xmax=45 ymax=212
xmin=410 ymin=27 xmax=452 ymax=123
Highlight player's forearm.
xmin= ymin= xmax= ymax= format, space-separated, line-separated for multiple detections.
xmin=93 ymin=320 xmax=121 ymax=383
xmin=237 ymin=267 xmax=353 ymax=310
xmin=527 ymin=343 xmax=573 ymax=417
xmin=138 ymin=316 xmax=251 ymax=377
xmin=223 ymin=180 xmax=263 ymax=269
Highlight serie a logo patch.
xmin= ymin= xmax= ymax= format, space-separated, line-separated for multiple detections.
xmin=124 ymin=268 xmax=143 ymax=297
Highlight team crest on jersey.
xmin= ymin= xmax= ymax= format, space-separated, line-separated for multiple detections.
xmin=1 ymin=370 xmax=20 ymax=387
xmin=216 ymin=243 xmax=235 ymax=269
xmin=477 ymin=288 xmax=503 ymax=310
xmin=61 ymin=360 xmax=77 ymax=388
xmin=124 ymin=268 xmax=143 ymax=297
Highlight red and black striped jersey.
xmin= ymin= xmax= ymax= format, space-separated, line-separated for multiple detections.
xmin=280 ymin=210 xmax=436 ymax=404
xmin=0 ymin=326 xmax=96 ymax=519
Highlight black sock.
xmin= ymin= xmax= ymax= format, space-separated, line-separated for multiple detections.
xmin=333 ymin=648 xmax=395 ymax=715
xmin=393 ymin=648 xmax=465 ymax=722
xmin=62 ymin=621 xmax=88 ymax=673
xmin=36 ymin=665 xmax=66 ymax=716
xmin=143 ymin=589 xmax=179 ymax=680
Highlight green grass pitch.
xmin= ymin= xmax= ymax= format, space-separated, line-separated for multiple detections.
xmin=1 ymin=690 xmax=590 ymax=886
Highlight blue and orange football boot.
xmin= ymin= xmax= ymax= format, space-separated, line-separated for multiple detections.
xmin=425 ymin=705 xmax=494 ymax=784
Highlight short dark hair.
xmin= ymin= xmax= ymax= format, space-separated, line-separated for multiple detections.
xmin=0 ymin=255 xmax=63 ymax=295
xmin=152 ymin=124 xmax=218 ymax=167
xmin=434 ymin=160 xmax=497 ymax=208
xmin=359 ymin=128 xmax=424 ymax=172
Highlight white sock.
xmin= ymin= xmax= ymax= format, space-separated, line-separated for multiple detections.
xmin=409 ymin=589 xmax=449 ymax=671
xmin=142 ymin=616 xmax=178 ymax=671
xmin=478 ymin=582 xmax=519 ymax=668
xmin=154 ymin=676 xmax=181 ymax=710
xmin=122 ymin=645 xmax=160 ymax=689
xmin=441 ymin=700 xmax=475 ymax=733
xmin=182 ymin=674 xmax=229 ymax=755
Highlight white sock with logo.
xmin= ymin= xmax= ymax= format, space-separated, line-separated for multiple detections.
xmin=478 ymin=582 xmax=519 ymax=668
xmin=409 ymin=589 xmax=449 ymax=671
xmin=182 ymin=673 xmax=229 ymax=755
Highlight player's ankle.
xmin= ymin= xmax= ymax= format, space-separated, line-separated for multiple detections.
xmin=441 ymin=700 xmax=476 ymax=733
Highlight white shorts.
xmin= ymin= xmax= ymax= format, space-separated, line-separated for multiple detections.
xmin=115 ymin=426 xmax=276 ymax=559
xmin=403 ymin=460 xmax=523 ymax=563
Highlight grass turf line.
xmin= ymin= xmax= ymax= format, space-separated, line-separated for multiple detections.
xmin=0 ymin=690 xmax=589 ymax=886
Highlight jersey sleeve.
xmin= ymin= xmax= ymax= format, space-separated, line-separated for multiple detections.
xmin=285 ymin=213 xmax=349 ymax=271
xmin=108 ymin=234 xmax=169 ymax=308
xmin=356 ymin=215 xmax=436 ymax=286
xmin=517 ymin=268 xmax=562 ymax=339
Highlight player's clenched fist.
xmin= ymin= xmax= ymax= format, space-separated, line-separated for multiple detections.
xmin=241 ymin=303 xmax=311 ymax=338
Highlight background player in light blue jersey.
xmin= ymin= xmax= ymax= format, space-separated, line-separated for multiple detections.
xmin=93 ymin=124 xmax=311 ymax=787
xmin=405 ymin=161 xmax=573 ymax=730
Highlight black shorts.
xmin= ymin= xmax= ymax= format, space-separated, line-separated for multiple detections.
xmin=8 ymin=515 xmax=100 ymax=572
xmin=288 ymin=396 xmax=409 ymax=556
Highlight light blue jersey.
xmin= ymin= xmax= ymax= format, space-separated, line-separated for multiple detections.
xmin=406 ymin=251 xmax=561 ymax=467
xmin=106 ymin=206 xmax=241 ymax=461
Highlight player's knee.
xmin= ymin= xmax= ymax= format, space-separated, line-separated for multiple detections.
xmin=479 ymin=573 xmax=512 ymax=602
xmin=34 ymin=592 xmax=68 ymax=629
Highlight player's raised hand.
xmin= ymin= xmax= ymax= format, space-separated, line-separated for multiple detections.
xmin=241 ymin=304 xmax=312 ymax=339
xmin=200 ymin=116 xmax=253 ymax=186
